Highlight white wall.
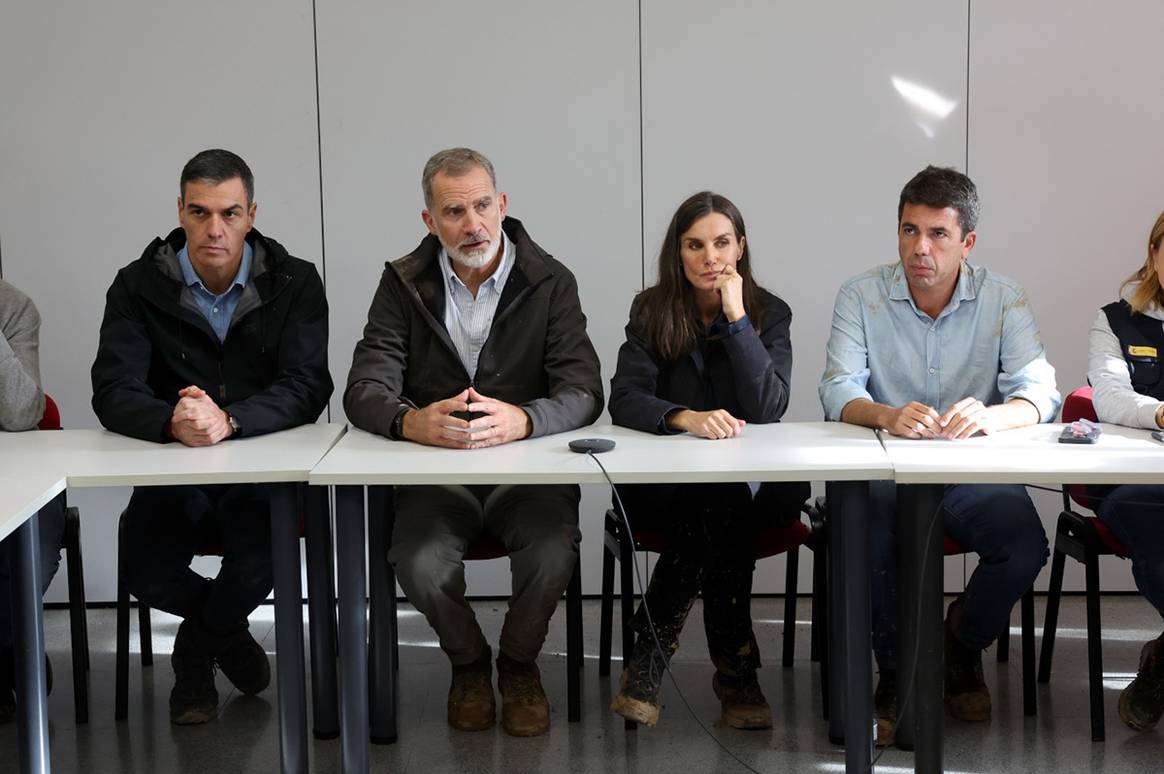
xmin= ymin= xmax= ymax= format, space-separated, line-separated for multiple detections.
xmin=2 ymin=1 xmax=1161 ymax=601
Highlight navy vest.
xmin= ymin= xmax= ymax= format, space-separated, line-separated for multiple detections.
xmin=1102 ymin=299 xmax=1164 ymax=400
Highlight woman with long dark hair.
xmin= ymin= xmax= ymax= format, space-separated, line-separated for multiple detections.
xmin=1087 ymin=208 xmax=1164 ymax=731
xmin=607 ymin=191 xmax=804 ymax=728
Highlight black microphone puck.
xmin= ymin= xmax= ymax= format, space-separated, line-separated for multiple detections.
xmin=568 ymin=438 xmax=616 ymax=454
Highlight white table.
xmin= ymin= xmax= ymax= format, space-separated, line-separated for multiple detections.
xmin=1 ymin=475 xmax=67 ymax=774
xmin=879 ymin=423 xmax=1164 ymax=772
xmin=0 ymin=424 xmax=346 ymax=774
xmin=309 ymin=422 xmax=892 ymax=774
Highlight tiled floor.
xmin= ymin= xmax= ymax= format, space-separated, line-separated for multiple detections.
xmin=2 ymin=595 xmax=1163 ymax=773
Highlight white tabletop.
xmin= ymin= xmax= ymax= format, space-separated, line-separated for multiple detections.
xmin=0 ymin=424 xmax=346 ymax=488
xmin=880 ymin=423 xmax=1164 ymax=485
xmin=308 ymin=422 xmax=891 ymax=486
xmin=0 ymin=475 xmax=67 ymax=543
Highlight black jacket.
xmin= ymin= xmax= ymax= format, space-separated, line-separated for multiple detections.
xmin=91 ymin=227 xmax=333 ymax=442
xmin=609 ymin=287 xmax=793 ymax=433
xmin=344 ymin=217 xmax=603 ymax=438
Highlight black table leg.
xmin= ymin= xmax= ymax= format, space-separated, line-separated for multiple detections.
xmin=271 ymin=483 xmax=308 ymax=774
xmin=897 ymin=484 xmax=944 ymax=774
xmin=831 ymin=481 xmax=872 ymax=774
xmin=826 ymin=480 xmax=847 ymax=746
xmin=336 ymin=485 xmax=371 ymax=771
xmin=367 ymin=485 xmax=398 ymax=745
xmin=10 ymin=508 xmax=50 ymax=774
xmin=304 ymin=485 xmax=339 ymax=740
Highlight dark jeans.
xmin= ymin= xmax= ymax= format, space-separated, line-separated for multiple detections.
xmin=619 ymin=481 xmax=807 ymax=675
xmin=122 ymin=484 xmax=272 ymax=637
xmin=869 ymin=481 xmax=1049 ymax=670
xmin=0 ymin=493 xmax=66 ymax=646
xmin=1096 ymin=485 xmax=1164 ymax=620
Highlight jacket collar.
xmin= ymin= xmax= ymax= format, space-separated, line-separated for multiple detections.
xmin=391 ymin=216 xmax=554 ymax=322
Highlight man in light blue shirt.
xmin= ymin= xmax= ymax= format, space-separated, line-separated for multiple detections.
xmin=820 ymin=166 xmax=1059 ymax=744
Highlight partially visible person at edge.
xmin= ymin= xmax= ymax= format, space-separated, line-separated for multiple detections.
xmin=0 ymin=279 xmax=65 ymax=723
xmin=607 ymin=191 xmax=808 ymax=729
xmin=91 ymin=149 xmax=332 ymax=725
xmin=1087 ymin=207 xmax=1164 ymax=732
xmin=819 ymin=165 xmax=1059 ymax=746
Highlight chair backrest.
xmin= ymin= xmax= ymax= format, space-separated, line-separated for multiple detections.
xmin=1061 ymin=386 xmax=1097 ymax=511
xmin=1061 ymin=386 xmax=1097 ymax=423
xmin=37 ymin=393 xmax=61 ymax=431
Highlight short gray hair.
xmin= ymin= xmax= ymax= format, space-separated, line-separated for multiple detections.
xmin=422 ymin=147 xmax=497 ymax=208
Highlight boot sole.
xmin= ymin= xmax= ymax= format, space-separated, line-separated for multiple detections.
xmin=502 ymin=719 xmax=550 ymax=737
xmin=944 ymin=696 xmax=991 ymax=722
xmin=611 ymin=693 xmax=660 ymax=727
xmin=447 ymin=712 xmax=495 ymax=732
xmin=171 ymin=706 xmax=218 ymax=725
xmin=720 ymin=711 xmax=772 ymax=730
xmin=1118 ymin=687 xmax=1160 ymax=732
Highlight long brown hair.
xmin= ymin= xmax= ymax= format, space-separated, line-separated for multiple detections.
xmin=633 ymin=191 xmax=765 ymax=361
xmin=1122 ymin=209 xmax=1164 ymax=314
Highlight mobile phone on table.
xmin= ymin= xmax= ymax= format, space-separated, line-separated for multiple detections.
xmin=1059 ymin=419 xmax=1100 ymax=444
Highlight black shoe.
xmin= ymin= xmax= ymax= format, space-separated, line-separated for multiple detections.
xmin=170 ymin=619 xmax=219 ymax=725
xmin=611 ymin=641 xmax=668 ymax=727
xmin=944 ymin=599 xmax=990 ymax=721
xmin=874 ymin=669 xmax=897 ymax=747
xmin=1120 ymin=633 xmax=1164 ymax=731
xmin=215 ymin=628 xmax=270 ymax=696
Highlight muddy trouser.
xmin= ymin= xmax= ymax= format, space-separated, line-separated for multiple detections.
xmin=618 ymin=481 xmax=804 ymax=675
xmin=388 ymin=483 xmax=581 ymax=666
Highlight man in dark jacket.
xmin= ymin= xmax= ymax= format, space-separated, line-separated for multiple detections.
xmin=91 ymin=149 xmax=332 ymax=725
xmin=345 ymin=147 xmax=602 ymax=737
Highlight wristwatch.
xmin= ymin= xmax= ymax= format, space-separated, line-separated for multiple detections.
xmin=390 ymin=405 xmax=411 ymax=441
xmin=226 ymin=411 xmax=241 ymax=436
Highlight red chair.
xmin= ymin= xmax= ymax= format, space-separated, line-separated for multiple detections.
xmin=1037 ymin=386 xmax=1130 ymax=742
xmin=37 ymin=394 xmax=91 ymax=724
xmin=596 ymin=491 xmax=820 ymax=729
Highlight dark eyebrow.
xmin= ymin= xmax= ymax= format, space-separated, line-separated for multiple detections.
xmin=473 ymin=196 xmax=493 ymax=207
xmin=713 ymin=232 xmax=733 ymax=240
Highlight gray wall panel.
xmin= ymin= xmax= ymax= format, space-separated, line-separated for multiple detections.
xmin=0 ymin=1 xmax=323 ymax=601
xmin=641 ymin=0 xmax=969 ymax=593
xmin=968 ymin=0 xmax=1164 ymax=591
xmin=316 ymin=0 xmax=641 ymax=595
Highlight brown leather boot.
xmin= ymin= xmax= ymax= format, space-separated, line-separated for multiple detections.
xmin=712 ymin=671 xmax=772 ymax=730
xmin=497 ymin=652 xmax=550 ymax=737
xmin=944 ymin=599 xmax=991 ymax=722
xmin=874 ymin=669 xmax=897 ymax=747
xmin=447 ymin=649 xmax=495 ymax=732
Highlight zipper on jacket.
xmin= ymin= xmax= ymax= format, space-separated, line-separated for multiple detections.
xmin=218 ymin=359 xmax=227 ymax=402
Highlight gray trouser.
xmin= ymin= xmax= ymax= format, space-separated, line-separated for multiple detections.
xmin=388 ymin=484 xmax=581 ymax=667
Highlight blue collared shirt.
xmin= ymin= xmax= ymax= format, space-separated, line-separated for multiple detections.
xmin=177 ymin=242 xmax=253 ymax=343
xmin=437 ymin=232 xmax=515 ymax=378
xmin=819 ymin=261 xmax=1060 ymax=422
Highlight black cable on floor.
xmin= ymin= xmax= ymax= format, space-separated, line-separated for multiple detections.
xmin=584 ymin=450 xmax=767 ymax=774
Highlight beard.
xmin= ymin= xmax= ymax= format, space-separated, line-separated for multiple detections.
xmin=447 ymin=232 xmax=500 ymax=269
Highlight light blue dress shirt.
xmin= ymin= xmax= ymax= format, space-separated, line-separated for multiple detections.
xmin=437 ymin=232 xmax=514 ymax=378
xmin=177 ymin=242 xmax=253 ymax=343
xmin=819 ymin=261 xmax=1060 ymax=422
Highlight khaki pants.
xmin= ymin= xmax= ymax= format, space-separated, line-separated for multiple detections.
xmin=388 ymin=484 xmax=581 ymax=666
